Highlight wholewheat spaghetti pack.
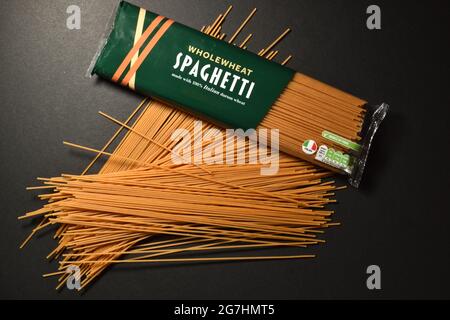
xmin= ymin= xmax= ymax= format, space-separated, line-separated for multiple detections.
xmin=90 ymin=1 xmax=388 ymax=187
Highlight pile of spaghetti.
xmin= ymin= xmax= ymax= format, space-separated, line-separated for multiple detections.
xmin=21 ymin=6 xmax=342 ymax=290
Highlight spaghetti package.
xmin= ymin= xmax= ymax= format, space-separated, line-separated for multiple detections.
xmin=90 ymin=1 xmax=388 ymax=187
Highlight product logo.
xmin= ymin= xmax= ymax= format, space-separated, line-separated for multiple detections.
xmin=302 ymin=140 xmax=318 ymax=155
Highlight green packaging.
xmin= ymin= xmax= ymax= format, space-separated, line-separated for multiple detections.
xmin=91 ymin=1 xmax=294 ymax=130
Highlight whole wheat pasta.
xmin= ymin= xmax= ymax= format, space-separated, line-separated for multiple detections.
xmin=91 ymin=1 xmax=389 ymax=187
xmin=21 ymin=5 xmax=344 ymax=290
xmin=22 ymin=98 xmax=341 ymax=290
xmin=23 ymin=154 xmax=338 ymax=289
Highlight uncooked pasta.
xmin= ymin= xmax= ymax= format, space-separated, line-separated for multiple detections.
xmin=21 ymin=4 xmax=344 ymax=290
xmin=91 ymin=1 xmax=388 ymax=187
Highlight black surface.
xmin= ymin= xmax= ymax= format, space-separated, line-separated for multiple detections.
xmin=1 ymin=0 xmax=449 ymax=300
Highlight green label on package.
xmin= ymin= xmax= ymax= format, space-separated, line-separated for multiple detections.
xmin=322 ymin=131 xmax=362 ymax=152
xmin=92 ymin=1 xmax=295 ymax=130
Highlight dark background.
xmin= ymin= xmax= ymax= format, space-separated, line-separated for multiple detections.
xmin=0 ymin=0 xmax=449 ymax=300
